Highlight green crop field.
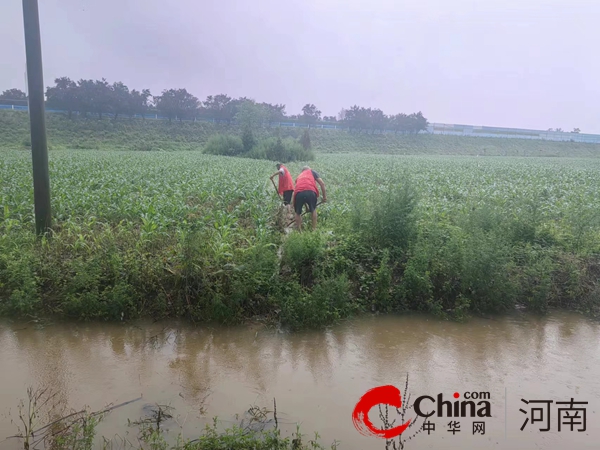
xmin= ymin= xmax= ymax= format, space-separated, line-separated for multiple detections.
xmin=2 ymin=148 xmax=600 ymax=325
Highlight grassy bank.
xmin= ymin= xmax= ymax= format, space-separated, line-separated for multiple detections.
xmin=2 ymin=150 xmax=600 ymax=326
xmin=2 ymin=110 xmax=600 ymax=156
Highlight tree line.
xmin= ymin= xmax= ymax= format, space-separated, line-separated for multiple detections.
xmin=0 ymin=77 xmax=430 ymax=134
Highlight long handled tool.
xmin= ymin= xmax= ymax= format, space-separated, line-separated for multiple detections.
xmin=270 ymin=178 xmax=283 ymax=200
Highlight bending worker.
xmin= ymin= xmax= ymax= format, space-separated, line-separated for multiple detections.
xmin=270 ymin=163 xmax=295 ymax=214
xmin=292 ymin=166 xmax=327 ymax=231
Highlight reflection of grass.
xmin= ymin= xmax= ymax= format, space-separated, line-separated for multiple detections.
xmin=8 ymin=387 xmax=340 ymax=450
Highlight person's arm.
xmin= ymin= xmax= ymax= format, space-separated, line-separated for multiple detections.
xmin=292 ymin=190 xmax=297 ymax=208
xmin=270 ymin=168 xmax=284 ymax=180
xmin=316 ymin=178 xmax=327 ymax=202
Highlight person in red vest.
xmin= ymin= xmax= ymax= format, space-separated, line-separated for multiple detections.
xmin=270 ymin=163 xmax=295 ymax=214
xmin=292 ymin=166 xmax=327 ymax=231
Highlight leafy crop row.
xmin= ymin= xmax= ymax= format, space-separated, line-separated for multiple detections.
xmin=2 ymin=150 xmax=600 ymax=325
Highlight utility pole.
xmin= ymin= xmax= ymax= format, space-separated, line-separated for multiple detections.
xmin=22 ymin=0 xmax=52 ymax=235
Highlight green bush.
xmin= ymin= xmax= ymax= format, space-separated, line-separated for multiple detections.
xmin=512 ymin=245 xmax=555 ymax=313
xmin=241 ymin=127 xmax=256 ymax=153
xmin=204 ymin=134 xmax=244 ymax=157
xmin=460 ymin=230 xmax=516 ymax=313
xmin=279 ymin=275 xmax=352 ymax=330
xmin=399 ymin=222 xmax=463 ymax=313
xmin=0 ymin=249 xmax=41 ymax=316
xmin=247 ymin=144 xmax=266 ymax=160
xmin=398 ymin=222 xmax=517 ymax=316
xmin=282 ymin=231 xmax=326 ymax=286
xmin=203 ymin=133 xmax=313 ymax=163
xmin=228 ymin=241 xmax=280 ymax=315
xmin=354 ymin=182 xmax=419 ymax=254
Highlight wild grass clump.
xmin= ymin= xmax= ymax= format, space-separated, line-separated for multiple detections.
xmin=0 ymin=247 xmax=41 ymax=316
xmin=277 ymin=232 xmax=358 ymax=329
xmin=352 ymin=182 xmax=419 ymax=254
xmin=281 ymin=231 xmax=326 ymax=287
xmin=398 ymin=223 xmax=516 ymax=317
xmin=182 ymin=422 xmax=339 ymax=450
xmin=279 ymin=275 xmax=353 ymax=330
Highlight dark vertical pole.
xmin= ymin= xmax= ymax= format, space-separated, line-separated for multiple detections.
xmin=22 ymin=0 xmax=52 ymax=235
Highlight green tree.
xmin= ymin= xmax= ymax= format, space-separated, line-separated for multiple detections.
xmin=369 ymin=108 xmax=387 ymax=134
xmin=92 ymin=79 xmax=113 ymax=119
xmin=110 ymin=81 xmax=130 ymax=120
xmin=299 ymin=129 xmax=311 ymax=150
xmin=128 ymin=89 xmax=152 ymax=118
xmin=235 ymin=99 xmax=268 ymax=130
xmin=411 ymin=111 xmax=429 ymax=134
xmin=154 ymin=88 xmax=199 ymax=123
xmin=343 ymin=105 xmax=370 ymax=133
xmin=272 ymin=136 xmax=286 ymax=160
xmin=242 ymin=127 xmax=256 ymax=152
xmin=74 ymin=79 xmax=95 ymax=117
xmin=0 ymin=88 xmax=27 ymax=106
xmin=73 ymin=78 xmax=113 ymax=119
xmin=260 ymin=102 xmax=286 ymax=123
xmin=390 ymin=113 xmax=409 ymax=134
xmin=301 ymin=104 xmax=321 ymax=127
xmin=46 ymin=77 xmax=77 ymax=118
xmin=203 ymin=94 xmax=237 ymax=124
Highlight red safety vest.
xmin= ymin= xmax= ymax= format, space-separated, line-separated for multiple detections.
xmin=295 ymin=169 xmax=318 ymax=195
xmin=278 ymin=165 xmax=295 ymax=194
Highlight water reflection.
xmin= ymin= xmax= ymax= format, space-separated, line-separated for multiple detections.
xmin=1 ymin=311 xmax=599 ymax=450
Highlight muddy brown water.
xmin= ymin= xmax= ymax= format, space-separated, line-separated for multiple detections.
xmin=0 ymin=312 xmax=599 ymax=449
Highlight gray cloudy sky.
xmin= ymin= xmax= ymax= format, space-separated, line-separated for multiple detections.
xmin=2 ymin=0 xmax=599 ymax=132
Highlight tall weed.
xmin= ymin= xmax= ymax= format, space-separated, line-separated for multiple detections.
xmin=282 ymin=231 xmax=326 ymax=287
xmin=279 ymin=275 xmax=352 ymax=330
xmin=354 ymin=182 xmax=419 ymax=254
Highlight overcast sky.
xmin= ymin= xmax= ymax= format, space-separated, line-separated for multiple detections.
xmin=1 ymin=0 xmax=598 ymax=132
